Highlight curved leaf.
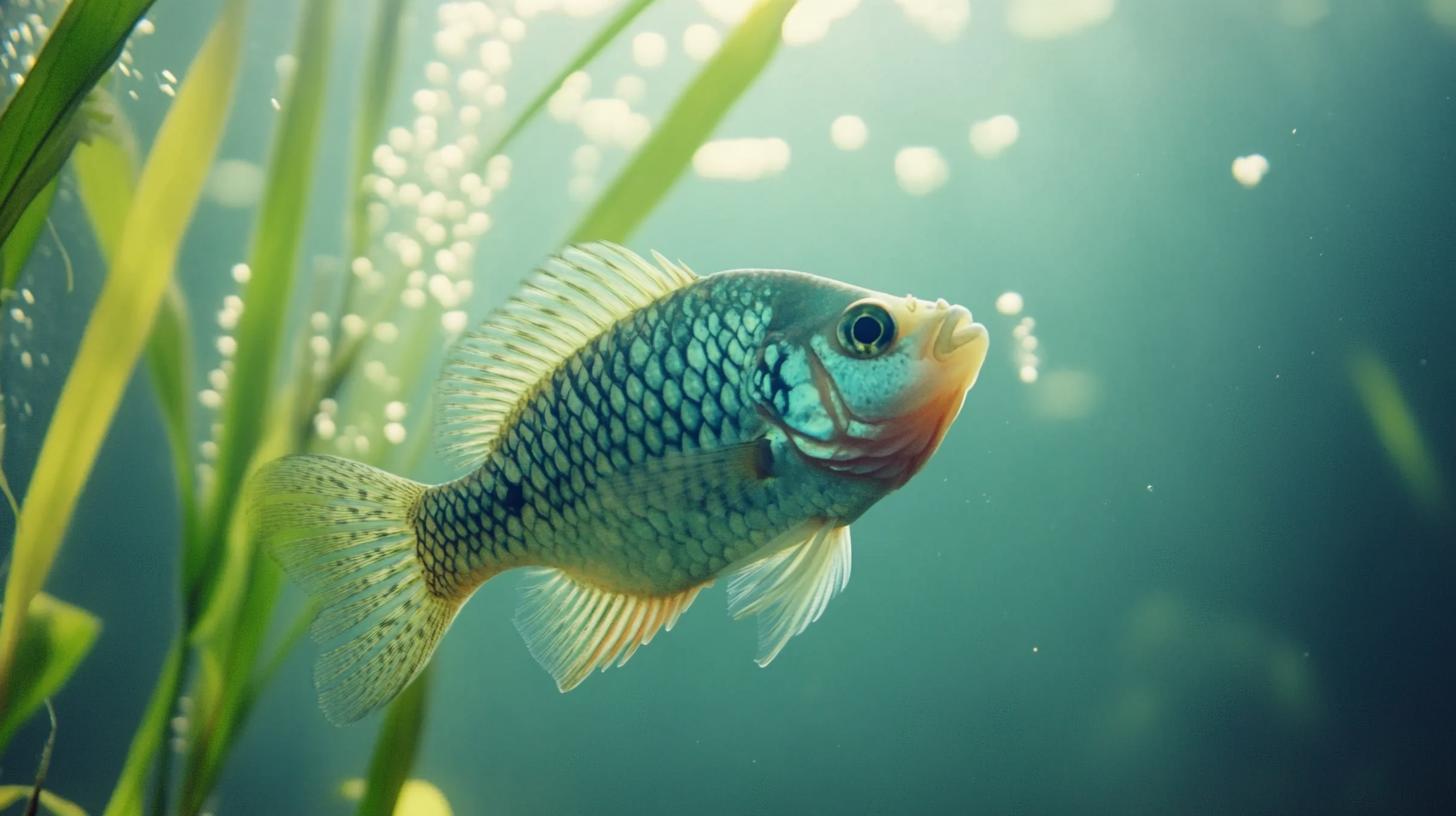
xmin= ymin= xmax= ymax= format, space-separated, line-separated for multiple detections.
xmin=0 ymin=594 xmax=99 ymax=753
xmin=0 ymin=0 xmax=248 ymax=713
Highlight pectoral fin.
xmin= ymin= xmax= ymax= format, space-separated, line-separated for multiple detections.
xmin=726 ymin=521 xmax=852 ymax=667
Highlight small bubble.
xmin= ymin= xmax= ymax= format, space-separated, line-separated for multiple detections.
xmin=373 ymin=322 xmax=399 ymax=343
xmin=683 ymin=23 xmax=722 ymax=61
xmin=199 ymin=389 xmax=223 ymax=408
xmin=631 ymin=31 xmax=667 ymax=68
xmin=1018 ymin=365 xmax=1039 ymax=384
xmin=230 ymin=262 xmax=251 ymax=283
xmin=830 ymin=114 xmax=867 ymax=151
xmin=19 ymin=350 xmax=32 ymax=369
xmin=341 ymin=314 xmax=367 ymax=338
xmin=216 ymin=336 xmax=237 ymax=357
xmin=995 ymin=291 xmax=1024 ymax=316
xmin=384 ymin=422 xmax=407 ymax=445
xmin=441 ymin=310 xmax=469 ymax=334
xmin=385 ymin=401 xmax=407 ymax=422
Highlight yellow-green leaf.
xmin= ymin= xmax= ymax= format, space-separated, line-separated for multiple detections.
xmin=0 ymin=594 xmax=100 ymax=752
xmin=0 ymin=786 xmax=89 ymax=816
xmin=0 ymin=0 xmax=249 ymax=712
xmin=0 ymin=177 xmax=57 ymax=293
xmin=357 ymin=668 xmax=432 ymax=816
xmin=568 ymin=0 xmax=795 ymax=243
xmin=1349 ymin=349 xmax=1449 ymax=512
xmin=0 ymin=0 xmax=156 ymax=251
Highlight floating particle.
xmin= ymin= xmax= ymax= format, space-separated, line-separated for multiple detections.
xmin=310 ymin=311 xmax=330 ymax=332
xmin=1231 ymin=153 xmax=1270 ymax=188
xmin=572 ymin=144 xmax=602 ymax=174
xmin=500 ymin=16 xmax=527 ymax=42
xmin=136 ymin=19 xmax=156 ymax=35
xmin=1019 ymin=365 xmax=1039 ymax=383
xmin=314 ymin=413 xmax=336 ymax=440
xmin=1007 ymin=0 xmax=1114 ymax=39
xmin=384 ymin=422 xmax=407 ymax=445
xmin=692 ymin=137 xmax=791 ymax=181
xmin=230 ymin=262 xmax=251 ymax=283
xmin=199 ymin=389 xmax=223 ymax=408
xmin=479 ymin=39 xmax=512 ymax=74
xmin=700 ymin=0 xmax=756 ymax=25
xmin=632 ymin=31 xmax=667 ymax=68
xmin=614 ymin=73 xmax=646 ymax=105
xmin=782 ymin=0 xmax=861 ymax=46
xmin=341 ymin=314 xmax=367 ymax=338
xmin=425 ymin=60 xmax=451 ymax=86
xmin=385 ymin=401 xmax=407 ymax=422
xmin=577 ymin=98 xmax=650 ymax=149
xmin=208 ymin=368 xmax=228 ymax=390
xmin=441 ymin=310 xmax=469 ymax=334
xmin=401 ymin=288 xmax=427 ymax=309
xmin=1145 ymin=484 xmax=1154 ymax=493
xmin=216 ymin=336 xmax=237 ymax=357
xmin=995 ymin=291 xmax=1024 ymax=316
xmin=19 ymin=351 xmax=32 ymax=369
xmin=969 ymin=114 xmax=1020 ymax=158
xmin=894 ymin=0 xmax=971 ymax=42
xmin=893 ymin=146 xmax=949 ymax=195
xmin=159 ymin=83 xmax=175 ymax=97
xmin=161 ymin=68 xmax=177 ymax=84
xmin=270 ymin=97 xmax=281 ymax=111
xmin=309 ymin=335 xmax=331 ymax=357
xmin=20 ymin=288 xmax=34 ymax=305
xmin=830 ymin=114 xmax=867 ymax=151
xmin=200 ymin=440 xmax=219 ymax=460
xmin=683 ymin=23 xmax=721 ymax=61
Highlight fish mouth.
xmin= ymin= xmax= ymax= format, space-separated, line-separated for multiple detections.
xmin=932 ymin=305 xmax=988 ymax=362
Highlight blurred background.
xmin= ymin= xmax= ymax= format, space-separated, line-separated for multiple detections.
xmin=2 ymin=0 xmax=1454 ymax=813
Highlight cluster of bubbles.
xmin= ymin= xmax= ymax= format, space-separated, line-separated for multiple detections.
xmin=995 ymin=290 xmax=1042 ymax=384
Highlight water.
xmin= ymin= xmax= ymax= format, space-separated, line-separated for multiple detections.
xmin=2 ymin=0 xmax=1454 ymax=813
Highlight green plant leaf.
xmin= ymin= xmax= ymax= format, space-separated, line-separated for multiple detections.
xmin=0 ymin=786 xmax=88 ymax=816
xmin=194 ymin=0 xmax=340 ymax=618
xmin=0 ymin=594 xmax=100 ymax=752
xmin=0 ymin=0 xmax=156 ymax=252
xmin=0 ymin=177 xmax=58 ymax=294
xmin=568 ymin=0 xmax=795 ymax=243
xmin=357 ymin=668 xmax=432 ymax=816
xmin=69 ymin=86 xmax=199 ymax=552
xmin=0 ymin=0 xmax=248 ymax=716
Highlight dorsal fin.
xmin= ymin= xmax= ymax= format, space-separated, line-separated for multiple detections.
xmin=436 ymin=242 xmax=696 ymax=469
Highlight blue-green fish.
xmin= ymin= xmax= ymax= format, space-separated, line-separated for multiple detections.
xmin=253 ymin=243 xmax=988 ymax=723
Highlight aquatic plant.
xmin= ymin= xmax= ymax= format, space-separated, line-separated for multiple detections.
xmin=0 ymin=0 xmax=797 ymax=811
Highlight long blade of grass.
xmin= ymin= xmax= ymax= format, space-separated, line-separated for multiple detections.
xmin=193 ymin=0 xmax=340 ymax=618
xmin=568 ymin=0 xmax=795 ymax=243
xmin=0 ymin=178 xmax=57 ymax=294
xmin=356 ymin=668 xmax=432 ymax=816
xmin=0 ymin=0 xmax=248 ymax=714
xmin=0 ymin=594 xmax=99 ymax=752
xmin=70 ymin=88 xmax=199 ymax=548
xmin=0 ymin=0 xmax=156 ymax=250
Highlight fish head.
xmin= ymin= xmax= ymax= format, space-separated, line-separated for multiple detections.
xmin=756 ymin=273 xmax=988 ymax=488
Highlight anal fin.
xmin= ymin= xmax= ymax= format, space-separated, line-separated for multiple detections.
xmin=514 ymin=569 xmax=706 ymax=692
xmin=726 ymin=521 xmax=852 ymax=667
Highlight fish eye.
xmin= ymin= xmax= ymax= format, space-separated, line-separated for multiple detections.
xmin=837 ymin=301 xmax=896 ymax=358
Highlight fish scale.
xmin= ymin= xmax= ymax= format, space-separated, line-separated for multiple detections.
xmin=414 ymin=272 xmax=835 ymax=600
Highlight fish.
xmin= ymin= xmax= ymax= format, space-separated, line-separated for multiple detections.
xmin=251 ymin=242 xmax=988 ymax=724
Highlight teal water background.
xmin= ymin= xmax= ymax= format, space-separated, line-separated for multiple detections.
xmin=2 ymin=0 xmax=1455 ymax=813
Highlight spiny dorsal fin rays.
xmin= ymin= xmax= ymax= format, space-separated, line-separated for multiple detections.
xmin=436 ymin=242 xmax=697 ymax=471
xmin=514 ymin=568 xmax=707 ymax=691
xmin=726 ymin=522 xmax=852 ymax=667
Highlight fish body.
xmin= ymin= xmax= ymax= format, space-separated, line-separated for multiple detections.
xmin=253 ymin=244 xmax=987 ymax=723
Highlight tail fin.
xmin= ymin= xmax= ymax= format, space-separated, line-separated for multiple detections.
xmin=250 ymin=454 xmax=459 ymax=724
